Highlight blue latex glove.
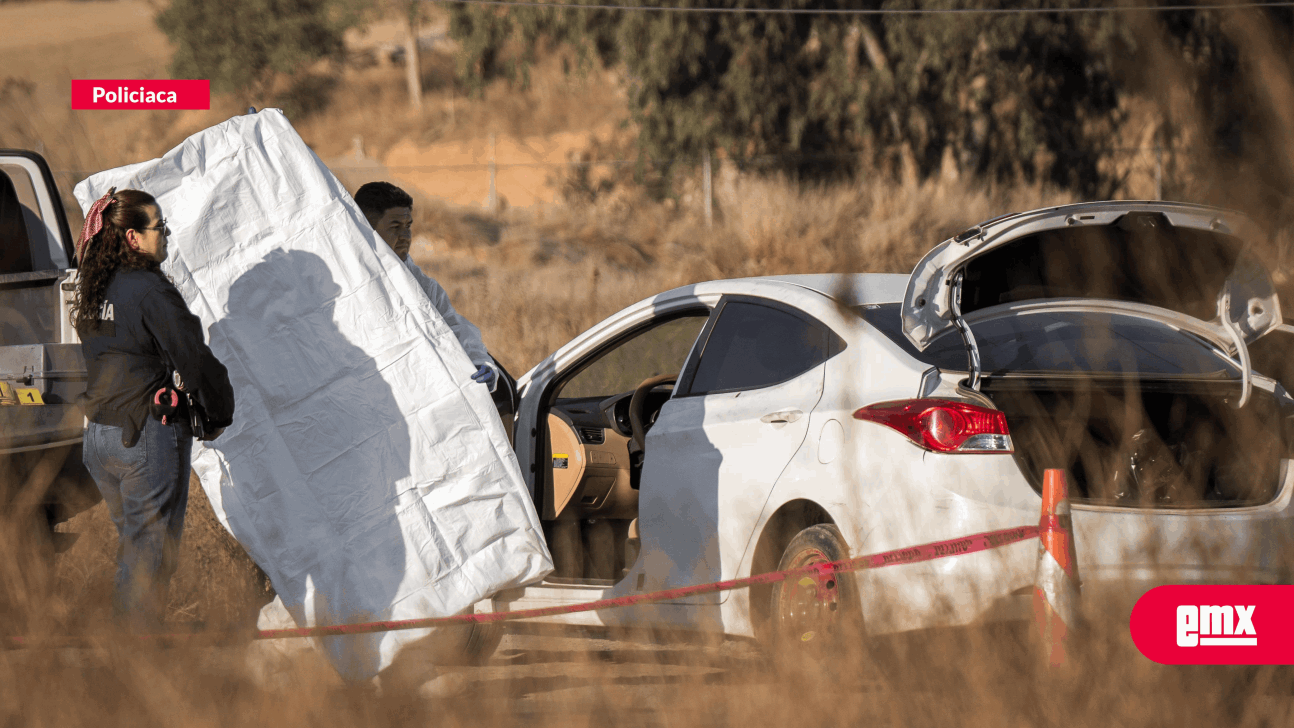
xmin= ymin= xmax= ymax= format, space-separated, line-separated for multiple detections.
xmin=471 ymin=363 xmax=497 ymax=387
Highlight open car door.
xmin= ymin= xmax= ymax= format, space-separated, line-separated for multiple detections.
xmin=488 ymin=354 xmax=519 ymax=443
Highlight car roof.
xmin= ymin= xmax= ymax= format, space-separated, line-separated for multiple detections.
xmin=517 ymin=272 xmax=909 ymax=388
xmin=732 ymin=273 xmax=908 ymax=306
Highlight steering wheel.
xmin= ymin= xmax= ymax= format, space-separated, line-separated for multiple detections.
xmin=628 ymin=374 xmax=677 ymax=453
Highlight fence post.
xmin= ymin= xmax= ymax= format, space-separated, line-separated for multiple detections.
xmin=703 ymin=147 xmax=713 ymax=228
xmin=1154 ymin=144 xmax=1163 ymax=201
xmin=488 ymin=133 xmax=498 ymax=213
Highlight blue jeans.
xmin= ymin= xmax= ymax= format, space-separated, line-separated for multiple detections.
xmin=83 ymin=417 xmax=193 ymax=632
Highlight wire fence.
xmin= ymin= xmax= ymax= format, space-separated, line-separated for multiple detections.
xmin=426 ymin=0 xmax=1294 ymax=16
xmin=42 ymin=147 xmax=1216 ymax=176
xmin=47 ymin=143 xmax=1214 ymax=228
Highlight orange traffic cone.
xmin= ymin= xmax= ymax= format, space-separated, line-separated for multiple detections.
xmin=1033 ymin=469 xmax=1081 ymax=669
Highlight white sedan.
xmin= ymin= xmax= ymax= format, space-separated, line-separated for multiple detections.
xmin=480 ymin=200 xmax=1294 ymax=658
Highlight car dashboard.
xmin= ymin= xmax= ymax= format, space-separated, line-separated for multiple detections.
xmin=543 ymin=390 xmax=672 ymax=521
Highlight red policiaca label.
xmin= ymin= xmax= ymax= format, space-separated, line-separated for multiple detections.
xmin=71 ymin=80 xmax=210 ymax=110
xmin=1130 ymin=585 xmax=1294 ymax=665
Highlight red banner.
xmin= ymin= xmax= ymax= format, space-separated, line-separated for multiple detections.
xmin=1130 ymin=585 xmax=1294 ymax=665
xmin=71 ymin=80 xmax=210 ymax=110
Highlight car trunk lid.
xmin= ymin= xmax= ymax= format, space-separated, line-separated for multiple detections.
xmin=901 ymin=202 xmax=1282 ymax=363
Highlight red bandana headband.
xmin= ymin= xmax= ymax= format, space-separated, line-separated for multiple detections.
xmin=76 ymin=187 xmax=117 ymax=262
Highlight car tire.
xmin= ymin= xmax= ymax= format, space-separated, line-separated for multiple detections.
xmin=420 ymin=619 xmax=505 ymax=667
xmin=378 ymin=620 xmax=504 ymax=693
xmin=460 ymin=621 xmax=505 ymax=665
xmin=768 ymin=524 xmax=867 ymax=676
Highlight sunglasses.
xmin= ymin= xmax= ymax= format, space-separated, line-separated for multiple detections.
xmin=138 ymin=218 xmax=171 ymax=236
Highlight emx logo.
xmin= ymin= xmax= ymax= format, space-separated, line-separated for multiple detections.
xmin=1131 ymin=585 xmax=1294 ymax=664
xmin=1176 ymin=605 xmax=1256 ymax=647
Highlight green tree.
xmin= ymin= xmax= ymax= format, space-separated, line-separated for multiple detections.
xmin=874 ymin=1 xmax=1130 ymax=192
xmin=1144 ymin=5 xmax=1294 ymax=224
xmin=157 ymin=0 xmax=362 ymax=98
xmin=450 ymin=0 xmax=1138 ymax=195
xmin=613 ymin=1 xmax=878 ymax=180
xmin=448 ymin=1 xmax=619 ymax=93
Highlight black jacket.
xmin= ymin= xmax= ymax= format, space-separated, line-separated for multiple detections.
xmin=77 ymin=267 xmax=235 ymax=446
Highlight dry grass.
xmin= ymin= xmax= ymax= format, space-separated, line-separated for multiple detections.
xmin=412 ymin=175 xmax=1073 ymax=373
xmin=49 ymin=473 xmax=272 ymax=633
xmin=3 ymin=517 xmax=1291 ymax=728
xmin=296 ymin=50 xmax=628 ymax=160
xmin=1 ymin=194 xmax=1287 ymax=728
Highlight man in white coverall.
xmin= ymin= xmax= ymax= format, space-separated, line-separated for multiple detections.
xmin=352 ymin=181 xmax=497 ymax=698
xmin=355 ymin=181 xmax=498 ymax=391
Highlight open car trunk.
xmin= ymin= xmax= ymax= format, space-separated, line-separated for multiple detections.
xmin=983 ymin=375 xmax=1289 ymax=508
xmin=886 ymin=200 xmax=1294 ymax=510
xmin=903 ymin=202 xmax=1282 ymax=362
xmin=894 ymin=201 xmax=1291 ymax=509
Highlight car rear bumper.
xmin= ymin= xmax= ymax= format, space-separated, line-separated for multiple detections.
xmin=854 ymin=451 xmax=1294 ymax=636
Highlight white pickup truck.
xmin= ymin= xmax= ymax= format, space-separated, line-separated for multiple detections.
xmin=0 ymin=149 xmax=99 ymax=546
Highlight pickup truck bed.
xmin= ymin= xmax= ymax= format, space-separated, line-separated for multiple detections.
xmin=1 ymin=151 xmax=99 ymax=535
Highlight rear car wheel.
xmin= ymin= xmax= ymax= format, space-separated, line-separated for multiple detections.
xmin=379 ymin=616 xmax=504 ymax=692
xmin=459 ymin=621 xmax=505 ymax=665
xmin=768 ymin=524 xmax=864 ymax=669
xmin=415 ymin=616 xmax=505 ymax=667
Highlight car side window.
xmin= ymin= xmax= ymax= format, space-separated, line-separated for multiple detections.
xmin=0 ymin=164 xmax=68 ymax=272
xmin=0 ymin=170 xmax=34 ymax=275
xmin=687 ymin=301 xmax=831 ymax=395
xmin=559 ymin=313 xmax=710 ymax=399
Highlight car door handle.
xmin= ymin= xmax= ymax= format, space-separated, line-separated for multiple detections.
xmin=760 ymin=409 xmax=803 ymax=424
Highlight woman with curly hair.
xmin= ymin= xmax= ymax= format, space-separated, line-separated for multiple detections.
xmin=71 ymin=187 xmax=235 ymax=631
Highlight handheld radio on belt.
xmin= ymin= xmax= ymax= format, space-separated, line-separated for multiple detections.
xmin=150 ymin=384 xmax=181 ymax=425
xmin=149 ymin=371 xmax=206 ymax=439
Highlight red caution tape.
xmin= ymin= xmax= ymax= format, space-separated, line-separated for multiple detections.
xmin=6 ymin=525 xmax=1039 ymax=647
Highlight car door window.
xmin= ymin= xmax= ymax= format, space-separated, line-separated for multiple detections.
xmin=0 ymin=170 xmax=34 ymax=274
xmin=687 ymin=301 xmax=832 ymax=395
xmin=560 ymin=313 xmax=710 ymax=399
xmin=0 ymin=164 xmax=68 ymax=272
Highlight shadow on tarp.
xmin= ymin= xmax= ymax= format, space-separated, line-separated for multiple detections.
xmin=220 ymin=249 xmax=409 ymax=681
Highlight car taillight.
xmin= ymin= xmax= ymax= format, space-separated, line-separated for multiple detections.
xmin=852 ymin=399 xmax=1013 ymax=454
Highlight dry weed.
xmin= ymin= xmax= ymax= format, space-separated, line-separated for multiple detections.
xmin=414 ymin=174 xmax=1074 ymax=374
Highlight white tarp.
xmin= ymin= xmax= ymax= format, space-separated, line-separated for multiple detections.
xmin=74 ymin=109 xmax=553 ymax=681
